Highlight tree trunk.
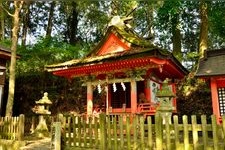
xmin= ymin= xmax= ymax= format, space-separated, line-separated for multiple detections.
xmin=145 ymin=2 xmax=154 ymax=40
xmin=46 ymin=1 xmax=55 ymax=37
xmin=0 ymin=3 xmax=5 ymax=40
xmin=171 ymin=13 xmax=182 ymax=59
xmin=21 ymin=2 xmax=30 ymax=46
xmin=67 ymin=2 xmax=78 ymax=45
xmin=199 ymin=1 xmax=208 ymax=58
xmin=6 ymin=1 xmax=23 ymax=116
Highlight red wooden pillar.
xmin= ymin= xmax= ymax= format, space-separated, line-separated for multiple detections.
xmin=210 ymin=78 xmax=220 ymax=124
xmin=87 ymin=82 xmax=93 ymax=115
xmin=108 ymin=85 xmax=112 ymax=107
xmin=131 ymin=79 xmax=137 ymax=113
xmin=145 ymin=79 xmax=151 ymax=102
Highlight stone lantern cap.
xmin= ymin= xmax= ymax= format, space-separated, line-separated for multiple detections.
xmin=36 ymin=92 xmax=52 ymax=105
xmin=156 ymin=79 xmax=175 ymax=98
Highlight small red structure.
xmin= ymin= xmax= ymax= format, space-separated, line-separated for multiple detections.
xmin=196 ymin=49 xmax=225 ymax=123
xmin=0 ymin=45 xmax=19 ymax=114
xmin=46 ymin=18 xmax=188 ymax=116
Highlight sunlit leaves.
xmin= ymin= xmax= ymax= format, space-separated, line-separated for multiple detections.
xmin=16 ymin=37 xmax=88 ymax=74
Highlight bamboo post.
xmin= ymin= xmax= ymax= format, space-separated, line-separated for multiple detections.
xmin=89 ymin=117 xmax=93 ymax=148
xmin=72 ymin=116 xmax=77 ymax=147
xmin=113 ymin=115 xmax=118 ymax=150
xmin=211 ymin=115 xmax=219 ymax=150
xmin=68 ymin=116 xmax=71 ymax=146
xmin=78 ymin=116 xmax=81 ymax=147
xmin=173 ymin=115 xmax=180 ymax=149
xmin=107 ymin=115 xmax=112 ymax=149
xmin=83 ymin=117 xmax=87 ymax=147
xmin=140 ymin=116 xmax=145 ymax=150
xmin=99 ymin=113 xmax=106 ymax=150
xmin=94 ymin=117 xmax=98 ymax=148
xmin=191 ymin=115 xmax=198 ymax=150
xmin=147 ymin=116 xmax=153 ymax=149
xmin=165 ymin=115 xmax=171 ymax=150
xmin=126 ymin=116 xmax=131 ymax=150
xmin=18 ymin=114 xmax=24 ymax=141
xmin=133 ymin=115 xmax=138 ymax=149
xmin=183 ymin=115 xmax=189 ymax=150
xmin=119 ymin=115 xmax=124 ymax=149
xmin=201 ymin=115 xmax=208 ymax=150
xmin=222 ymin=115 xmax=225 ymax=143
xmin=155 ymin=113 xmax=163 ymax=150
xmin=222 ymin=115 xmax=225 ymax=146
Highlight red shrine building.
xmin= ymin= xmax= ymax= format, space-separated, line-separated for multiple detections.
xmin=0 ymin=45 xmax=17 ymax=115
xmin=196 ymin=49 xmax=225 ymax=123
xmin=46 ymin=19 xmax=188 ymax=116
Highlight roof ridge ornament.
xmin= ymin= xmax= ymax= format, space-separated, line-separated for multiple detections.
xmin=109 ymin=16 xmax=133 ymax=28
xmin=108 ymin=5 xmax=137 ymax=28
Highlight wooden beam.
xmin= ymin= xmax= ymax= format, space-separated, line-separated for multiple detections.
xmin=82 ymin=77 xmax=144 ymax=86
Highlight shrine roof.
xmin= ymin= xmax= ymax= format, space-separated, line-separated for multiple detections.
xmin=46 ymin=25 xmax=170 ymax=70
xmin=87 ymin=25 xmax=154 ymax=56
xmin=45 ymin=25 xmax=188 ymax=78
xmin=46 ymin=47 xmax=176 ymax=71
xmin=0 ymin=45 xmax=18 ymax=59
xmin=195 ymin=48 xmax=225 ymax=77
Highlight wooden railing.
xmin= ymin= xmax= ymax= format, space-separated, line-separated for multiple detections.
xmin=58 ymin=114 xmax=225 ymax=150
xmin=0 ymin=114 xmax=24 ymax=140
xmin=137 ymin=102 xmax=157 ymax=115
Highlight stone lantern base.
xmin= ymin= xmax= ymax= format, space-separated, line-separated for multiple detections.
xmin=33 ymin=115 xmax=49 ymax=138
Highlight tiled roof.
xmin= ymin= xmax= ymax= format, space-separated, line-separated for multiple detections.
xmin=195 ymin=49 xmax=225 ymax=77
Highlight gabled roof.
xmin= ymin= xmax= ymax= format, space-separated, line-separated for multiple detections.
xmin=87 ymin=26 xmax=154 ymax=57
xmin=196 ymin=48 xmax=225 ymax=77
xmin=45 ymin=25 xmax=188 ymax=79
xmin=46 ymin=25 xmax=167 ymax=71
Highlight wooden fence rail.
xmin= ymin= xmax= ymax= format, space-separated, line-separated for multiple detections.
xmin=0 ymin=114 xmax=24 ymax=141
xmin=58 ymin=114 xmax=225 ymax=150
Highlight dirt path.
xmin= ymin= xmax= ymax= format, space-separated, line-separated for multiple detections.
xmin=19 ymin=137 xmax=51 ymax=150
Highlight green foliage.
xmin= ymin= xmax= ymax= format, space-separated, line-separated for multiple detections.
xmin=209 ymin=2 xmax=225 ymax=38
xmin=3 ymin=1 xmax=224 ymax=116
xmin=16 ymin=36 xmax=88 ymax=74
xmin=0 ymin=39 xmax=12 ymax=47
xmin=176 ymin=73 xmax=212 ymax=117
xmin=4 ymin=37 xmax=89 ymax=116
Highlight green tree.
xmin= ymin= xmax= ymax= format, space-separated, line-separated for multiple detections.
xmin=0 ymin=2 xmax=5 ymax=40
xmin=1 ymin=1 xmax=24 ymax=116
xmin=199 ymin=1 xmax=208 ymax=58
xmin=21 ymin=1 xmax=31 ymax=46
xmin=156 ymin=0 xmax=182 ymax=59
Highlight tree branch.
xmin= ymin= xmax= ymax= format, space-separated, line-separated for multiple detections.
xmin=0 ymin=3 xmax=13 ymax=17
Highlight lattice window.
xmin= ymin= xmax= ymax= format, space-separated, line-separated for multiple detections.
xmin=218 ymin=87 xmax=225 ymax=116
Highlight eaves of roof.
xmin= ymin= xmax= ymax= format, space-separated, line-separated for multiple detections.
xmin=195 ymin=48 xmax=225 ymax=77
xmin=45 ymin=47 xmax=188 ymax=76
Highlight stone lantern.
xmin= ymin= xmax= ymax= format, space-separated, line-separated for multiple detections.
xmin=32 ymin=92 xmax=52 ymax=137
xmin=156 ymin=79 xmax=175 ymax=124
